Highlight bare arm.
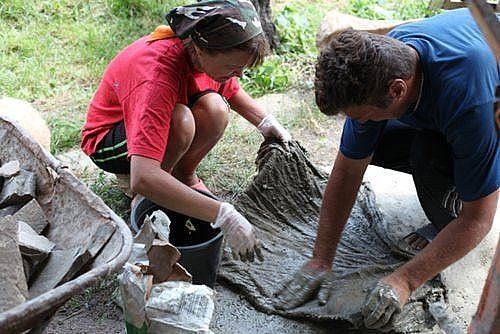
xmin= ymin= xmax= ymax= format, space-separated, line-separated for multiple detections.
xmin=227 ymin=87 xmax=266 ymax=126
xmin=385 ymin=189 xmax=498 ymax=303
xmin=130 ymin=155 xmax=263 ymax=261
xmin=310 ymin=152 xmax=372 ymax=269
xmin=130 ymin=155 xmax=220 ymax=222
xmin=275 ymin=151 xmax=371 ymax=309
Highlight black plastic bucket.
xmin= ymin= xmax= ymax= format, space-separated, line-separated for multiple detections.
xmin=130 ymin=191 xmax=223 ymax=288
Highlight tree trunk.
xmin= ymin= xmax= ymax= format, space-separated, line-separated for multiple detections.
xmin=251 ymin=0 xmax=280 ymax=50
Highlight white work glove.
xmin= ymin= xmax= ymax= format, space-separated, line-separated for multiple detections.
xmin=212 ymin=202 xmax=263 ymax=262
xmin=257 ymin=114 xmax=292 ymax=142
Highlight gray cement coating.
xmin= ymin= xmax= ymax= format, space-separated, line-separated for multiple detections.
xmin=211 ymin=284 xmax=341 ymax=333
xmin=55 ymin=112 xmax=498 ymax=333
xmin=217 ymin=140 xmax=447 ymax=333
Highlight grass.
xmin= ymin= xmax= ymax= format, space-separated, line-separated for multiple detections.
xmin=196 ymin=115 xmax=263 ymax=200
xmin=345 ymin=0 xmax=441 ymax=20
xmin=241 ymin=0 xmax=332 ymax=95
xmin=0 ymin=0 xmax=187 ymax=156
xmin=86 ymin=170 xmax=131 ymax=220
xmin=64 ymin=274 xmax=119 ymax=312
xmin=0 ymin=0 xmax=437 ymax=216
xmin=48 ymin=115 xmax=84 ymax=153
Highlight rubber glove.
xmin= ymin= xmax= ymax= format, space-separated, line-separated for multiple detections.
xmin=361 ymin=281 xmax=402 ymax=332
xmin=274 ymin=266 xmax=333 ymax=310
xmin=257 ymin=114 xmax=292 ymax=142
xmin=212 ymin=202 xmax=263 ymax=262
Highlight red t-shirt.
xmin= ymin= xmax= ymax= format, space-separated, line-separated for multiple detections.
xmin=81 ymin=36 xmax=239 ymax=162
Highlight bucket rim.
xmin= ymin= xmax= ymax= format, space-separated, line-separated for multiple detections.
xmin=130 ymin=194 xmax=224 ymax=250
xmin=175 ymin=230 xmax=223 ymax=251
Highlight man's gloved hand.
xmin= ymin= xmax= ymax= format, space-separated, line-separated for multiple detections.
xmin=212 ymin=202 xmax=263 ymax=262
xmin=274 ymin=262 xmax=333 ymax=310
xmin=257 ymin=114 xmax=292 ymax=142
xmin=361 ymin=281 xmax=403 ymax=332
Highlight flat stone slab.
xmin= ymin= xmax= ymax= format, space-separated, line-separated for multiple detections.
xmin=18 ymin=221 xmax=55 ymax=281
xmin=0 ymin=169 xmax=36 ymax=208
xmin=0 ymin=215 xmax=28 ymax=312
xmin=13 ymin=199 xmax=49 ymax=234
xmin=87 ymin=223 xmax=116 ymax=258
xmin=0 ymin=205 xmax=22 ymax=218
xmin=0 ymin=160 xmax=20 ymax=178
xmin=29 ymin=247 xmax=91 ymax=298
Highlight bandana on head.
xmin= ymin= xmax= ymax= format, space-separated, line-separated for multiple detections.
xmin=165 ymin=0 xmax=263 ymax=49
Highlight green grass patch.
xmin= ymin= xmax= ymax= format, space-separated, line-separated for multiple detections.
xmin=240 ymin=56 xmax=294 ymax=96
xmin=197 ymin=118 xmax=262 ymax=199
xmin=345 ymin=0 xmax=442 ymax=20
xmin=241 ymin=0 xmax=440 ymax=97
xmin=0 ymin=0 xmax=187 ymax=153
xmin=48 ymin=116 xmax=84 ymax=154
xmin=88 ymin=171 xmax=131 ymax=221
xmin=1 ymin=0 xmax=442 ymax=201
xmin=242 ymin=0 xmax=330 ymax=97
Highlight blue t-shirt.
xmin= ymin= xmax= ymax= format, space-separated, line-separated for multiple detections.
xmin=340 ymin=9 xmax=499 ymax=201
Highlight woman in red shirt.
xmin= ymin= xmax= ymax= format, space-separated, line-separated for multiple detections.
xmin=82 ymin=0 xmax=290 ymax=261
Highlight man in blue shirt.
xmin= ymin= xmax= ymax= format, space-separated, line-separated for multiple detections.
xmin=276 ymin=9 xmax=499 ymax=330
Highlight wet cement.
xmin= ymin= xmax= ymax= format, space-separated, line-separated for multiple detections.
xmin=218 ymin=139 xmax=449 ymax=333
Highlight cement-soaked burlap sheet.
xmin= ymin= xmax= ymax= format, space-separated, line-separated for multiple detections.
xmin=218 ymin=140 xmax=448 ymax=333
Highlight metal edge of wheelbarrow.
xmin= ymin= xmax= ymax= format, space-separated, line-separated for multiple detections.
xmin=0 ymin=116 xmax=133 ymax=333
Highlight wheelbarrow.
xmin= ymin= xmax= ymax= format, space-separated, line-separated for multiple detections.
xmin=0 ymin=116 xmax=133 ymax=333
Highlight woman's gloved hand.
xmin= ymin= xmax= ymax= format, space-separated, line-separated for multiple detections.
xmin=258 ymin=114 xmax=292 ymax=142
xmin=212 ymin=202 xmax=263 ymax=262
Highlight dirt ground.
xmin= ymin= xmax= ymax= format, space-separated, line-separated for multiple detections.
xmin=44 ymin=90 xmax=346 ymax=334
xmin=44 ymin=90 xmax=498 ymax=333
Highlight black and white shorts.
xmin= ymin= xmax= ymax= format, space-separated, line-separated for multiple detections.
xmin=90 ymin=121 xmax=129 ymax=174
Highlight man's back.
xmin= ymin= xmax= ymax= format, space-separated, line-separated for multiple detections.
xmin=389 ymin=8 xmax=498 ymax=121
xmin=341 ymin=9 xmax=499 ymax=201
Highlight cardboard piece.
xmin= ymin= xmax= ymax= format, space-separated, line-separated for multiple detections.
xmin=147 ymin=240 xmax=181 ymax=284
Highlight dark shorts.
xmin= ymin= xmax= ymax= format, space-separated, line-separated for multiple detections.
xmin=371 ymin=120 xmax=461 ymax=231
xmin=90 ymin=121 xmax=130 ymax=174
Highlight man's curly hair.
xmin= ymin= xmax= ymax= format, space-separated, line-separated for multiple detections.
xmin=315 ymin=30 xmax=416 ymax=116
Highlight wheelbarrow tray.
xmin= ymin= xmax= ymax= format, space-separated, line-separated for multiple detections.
xmin=0 ymin=116 xmax=133 ymax=333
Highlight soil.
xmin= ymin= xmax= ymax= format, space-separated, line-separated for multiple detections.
xmin=43 ymin=90 xmax=498 ymax=333
xmin=44 ymin=277 xmax=123 ymax=334
xmin=45 ymin=90 xmax=346 ymax=334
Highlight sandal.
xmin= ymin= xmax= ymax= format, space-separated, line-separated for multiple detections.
xmin=391 ymin=224 xmax=438 ymax=259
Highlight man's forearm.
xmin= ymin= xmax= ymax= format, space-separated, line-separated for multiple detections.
xmin=312 ymin=153 xmax=371 ymax=266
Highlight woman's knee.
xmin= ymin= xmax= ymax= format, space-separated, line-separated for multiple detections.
xmin=169 ymin=103 xmax=195 ymax=149
xmin=192 ymin=93 xmax=229 ymax=134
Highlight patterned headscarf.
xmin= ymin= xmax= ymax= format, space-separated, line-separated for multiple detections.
xmin=166 ymin=0 xmax=263 ymax=49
